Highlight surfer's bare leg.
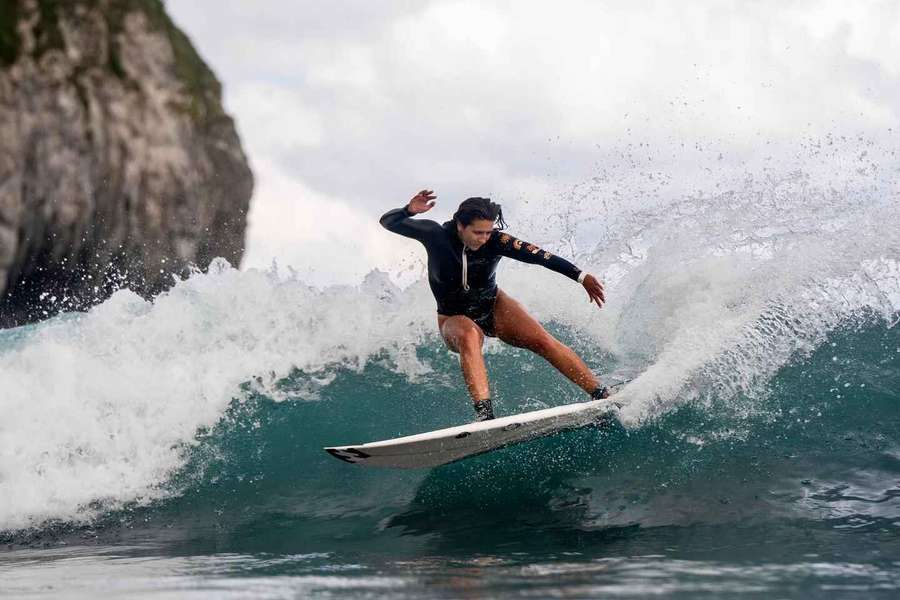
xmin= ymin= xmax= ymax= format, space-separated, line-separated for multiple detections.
xmin=493 ymin=289 xmax=601 ymax=394
xmin=437 ymin=315 xmax=490 ymax=402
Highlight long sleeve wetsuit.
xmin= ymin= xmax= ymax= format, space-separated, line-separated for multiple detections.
xmin=380 ymin=205 xmax=583 ymax=335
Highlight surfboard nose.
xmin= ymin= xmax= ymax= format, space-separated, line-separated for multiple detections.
xmin=324 ymin=447 xmax=371 ymax=464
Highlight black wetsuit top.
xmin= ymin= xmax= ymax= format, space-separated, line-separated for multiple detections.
xmin=380 ymin=206 xmax=582 ymax=336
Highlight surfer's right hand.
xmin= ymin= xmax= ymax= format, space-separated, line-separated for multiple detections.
xmin=582 ymin=273 xmax=606 ymax=308
xmin=407 ymin=189 xmax=436 ymax=214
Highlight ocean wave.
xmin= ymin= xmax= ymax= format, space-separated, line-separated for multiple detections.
xmin=1 ymin=157 xmax=898 ymax=536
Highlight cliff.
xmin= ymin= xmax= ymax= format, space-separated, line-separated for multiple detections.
xmin=0 ymin=0 xmax=253 ymax=327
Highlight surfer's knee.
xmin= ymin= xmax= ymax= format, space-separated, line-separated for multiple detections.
xmin=457 ymin=323 xmax=484 ymax=352
xmin=441 ymin=316 xmax=482 ymax=353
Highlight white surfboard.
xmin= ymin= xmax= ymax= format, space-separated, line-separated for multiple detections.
xmin=324 ymin=395 xmax=625 ymax=469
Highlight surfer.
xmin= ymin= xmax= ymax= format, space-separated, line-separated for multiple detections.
xmin=380 ymin=190 xmax=609 ymax=421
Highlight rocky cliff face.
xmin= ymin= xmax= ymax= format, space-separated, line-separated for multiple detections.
xmin=0 ymin=0 xmax=253 ymax=327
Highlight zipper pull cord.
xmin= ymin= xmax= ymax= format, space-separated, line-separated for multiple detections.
xmin=461 ymin=246 xmax=470 ymax=292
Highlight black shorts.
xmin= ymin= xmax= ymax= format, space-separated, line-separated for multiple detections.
xmin=439 ymin=292 xmax=498 ymax=338
xmin=469 ymin=306 xmax=497 ymax=338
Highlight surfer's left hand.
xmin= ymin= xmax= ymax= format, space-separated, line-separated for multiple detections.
xmin=582 ymin=274 xmax=605 ymax=307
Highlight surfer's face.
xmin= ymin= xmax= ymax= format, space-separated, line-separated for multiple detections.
xmin=457 ymin=219 xmax=494 ymax=250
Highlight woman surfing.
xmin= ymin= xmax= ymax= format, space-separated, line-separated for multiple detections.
xmin=380 ymin=190 xmax=609 ymax=421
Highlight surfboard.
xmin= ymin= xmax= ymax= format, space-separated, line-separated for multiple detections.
xmin=324 ymin=395 xmax=625 ymax=469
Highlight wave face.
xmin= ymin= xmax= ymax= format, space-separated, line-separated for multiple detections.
xmin=1 ymin=149 xmax=899 ymax=560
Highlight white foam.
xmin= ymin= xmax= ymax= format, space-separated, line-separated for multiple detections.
xmin=504 ymin=166 xmax=900 ymax=425
xmin=0 ymin=262 xmax=440 ymax=531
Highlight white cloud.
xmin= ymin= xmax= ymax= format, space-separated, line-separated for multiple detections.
xmin=230 ymin=83 xmax=325 ymax=153
xmin=242 ymin=157 xmax=427 ymax=287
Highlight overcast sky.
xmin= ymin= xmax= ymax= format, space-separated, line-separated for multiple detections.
xmin=167 ymin=0 xmax=899 ymax=286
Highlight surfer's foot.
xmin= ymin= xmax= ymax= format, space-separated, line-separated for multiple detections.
xmin=473 ymin=398 xmax=495 ymax=421
xmin=590 ymin=386 xmax=610 ymax=399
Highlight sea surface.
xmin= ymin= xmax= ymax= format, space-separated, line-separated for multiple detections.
xmin=2 ymin=148 xmax=899 ymax=598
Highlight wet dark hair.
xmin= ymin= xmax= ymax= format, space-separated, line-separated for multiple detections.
xmin=453 ymin=197 xmax=507 ymax=230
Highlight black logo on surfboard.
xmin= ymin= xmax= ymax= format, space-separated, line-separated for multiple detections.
xmin=325 ymin=447 xmax=371 ymax=464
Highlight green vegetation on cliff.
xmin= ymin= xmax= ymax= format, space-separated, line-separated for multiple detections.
xmin=0 ymin=0 xmax=224 ymax=125
xmin=0 ymin=1 xmax=20 ymax=66
xmin=106 ymin=0 xmax=225 ymax=125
